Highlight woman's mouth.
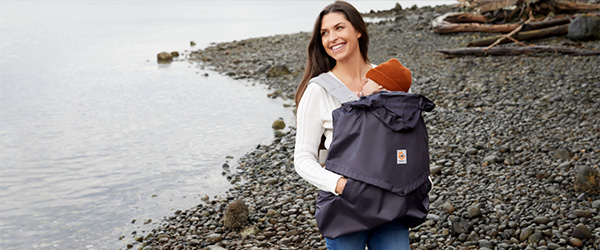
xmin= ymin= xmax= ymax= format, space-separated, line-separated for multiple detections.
xmin=331 ymin=43 xmax=345 ymax=52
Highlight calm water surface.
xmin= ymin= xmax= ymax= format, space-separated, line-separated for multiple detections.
xmin=0 ymin=1 xmax=455 ymax=248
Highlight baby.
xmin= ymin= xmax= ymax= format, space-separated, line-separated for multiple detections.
xmin=361 ymin=58 xmax=412 ymax=96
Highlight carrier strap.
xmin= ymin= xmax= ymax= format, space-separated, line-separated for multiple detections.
xmin=311 ymin=73 xmax=358 ymax=103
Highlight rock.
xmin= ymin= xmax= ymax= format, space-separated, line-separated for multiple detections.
xmin=467 ymin=205 xmax=482 ymax=218
xmin=465 ymin=148 xmax=478 ymax=155
xmin=573 ymin=209 xmax=592 ymax=218
xmin=240 ymin=225 xmax=259 ymax=237
xmin=157 ymin=52 xmax=173 ymax=63
xmin=482 ymin=154 xmax=497 ymax=164
xmin=520 ymin=227 xmax=534 ymax=242
xmin=569 ymin=237 xmax=583 ymax=247
xmin=272 ymin=118 xmax=286 ymax=130
xmin=571 ymin=224 xmax=592 ymax=240
xmin=533 ymin=216 xmax=550 ymax=224
xmin=224 ymin=200 xmax=249 ymax=231
xmin=592 ymin=200 xmax=600 ymax=209
xmin=558 ymin=161 xmax=572 ymax=169
xmin=190 ymin=41 xmax=196 ymax=46
xmin=206 ymin=233 xmax=223 ymax=243
xmin=170 ymin=51 xmax=180 ymax=57
xmin=266 ymin=65 xmax=291 ymax=77
xmin=567 ymin=15 xmax=600 ymax=41
xmin=451 ymin=217 xmax=472 ymax=235
xmin=442 ymin=202 xmax=455 ymax=214
xmin=553 ymin=149 xmax=572 ymax=161
xmin=528 ymin=231 xmax=542 ymax=244
xmin=479 ymin=239 xmax=493 ymax=249
xmin=430 ymin=164 xmax=442 ymax=175
xmin=264 ymin=177 xmax=278 ymax=185
xmin=574 ymin=165 xmax=599 ymax=195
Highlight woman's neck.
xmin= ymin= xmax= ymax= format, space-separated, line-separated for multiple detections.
xmin=331 ymin=57 xmax=371 ymax=93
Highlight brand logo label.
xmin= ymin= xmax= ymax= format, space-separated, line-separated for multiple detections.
xmin=397 ymin=150 xmax=407 ymax=164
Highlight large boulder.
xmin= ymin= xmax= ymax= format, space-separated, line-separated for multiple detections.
xmin=157 ymin=52 xmax=173 ymax=63
xmin=272 ymin=118 xmax=286 ymax=130
xmin=567 ymin=15 xmax=600 ymax=41
xmin=574 ymin=165 xmax=599 ymax=195
xmin=224 ymin=200 xmax=249 ymax=231
xmin=267 ymin=65 xmax=291 ymax=77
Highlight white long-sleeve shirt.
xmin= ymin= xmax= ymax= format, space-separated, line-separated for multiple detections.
xmin=294 ymin=72 xmax=346 ymax=195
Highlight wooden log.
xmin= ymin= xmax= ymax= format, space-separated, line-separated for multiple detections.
xmin=555 ymin=1 xmax=600 ymax=12
xmin=445 ymin=13 xmax=489 ymax=23
xmin=468 ymin=0 xmax=518 ymax=13
xmin=467 ymin=23 xmax=569 ymax=46
xmin=521 ymin=16 xmax=571 ymax=31
xmin=432 ymin=12 xmax=520 ymax=34
xmin=437 ymin=45 xmax=600 ymax=57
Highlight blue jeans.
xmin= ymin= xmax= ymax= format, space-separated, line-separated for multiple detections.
xmin=324 ymin=220 xmax=410 ymax=250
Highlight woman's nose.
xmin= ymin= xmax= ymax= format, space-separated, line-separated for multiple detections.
xmin=329 ymin=31 xmax=338 ymax=42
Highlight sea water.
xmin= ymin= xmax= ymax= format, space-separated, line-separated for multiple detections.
xmin=0 ymin=1 xmax=455 ymax=248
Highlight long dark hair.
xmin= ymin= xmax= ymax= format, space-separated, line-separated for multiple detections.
xmin=294 ymin=1 xmax=370 ymax=107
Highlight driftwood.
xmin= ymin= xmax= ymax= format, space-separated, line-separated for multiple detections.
xmin=458 ymin=0 xmax=517 ymax=13
xmin=555 ymin=1 xmax=600 ymax=12
xmin=432 ymin=12 xmax=573 ymax=34
xmin=432 ymin=12 xmax=521 ymax=34
xmin=459 ymin=0 xmax=600 ymax=14
xmin=468 ymin=23 xmax=569 ymax=46
xmin=437 ymin=45 xmax=600 ymax=57
xmin=521 ymin=16 xmax=572 ymax=30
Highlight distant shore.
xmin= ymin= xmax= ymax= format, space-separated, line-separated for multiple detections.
xmin=131 ymin=4 xmax=600 ymax=249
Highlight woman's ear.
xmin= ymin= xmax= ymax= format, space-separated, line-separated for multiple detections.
xmin=357 ymin=32 xmax=362 ymax=38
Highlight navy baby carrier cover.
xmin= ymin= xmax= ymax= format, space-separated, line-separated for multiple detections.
xmin=310 ymin=73 xmax=435 ymax=239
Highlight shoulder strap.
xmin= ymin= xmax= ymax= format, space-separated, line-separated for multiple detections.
xmin=310 ymin=73 xmax=358 ymax=103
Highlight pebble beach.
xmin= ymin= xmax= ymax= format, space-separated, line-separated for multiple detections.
xmin=131 ymin=4 xmax=600 ymax=250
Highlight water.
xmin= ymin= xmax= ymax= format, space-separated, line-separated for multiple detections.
xmin=0 ymin=1 xmax=455 ymax=249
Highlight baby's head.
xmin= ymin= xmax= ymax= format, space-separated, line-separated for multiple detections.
xmin=363 ymin=58 xmax=412 ymax=95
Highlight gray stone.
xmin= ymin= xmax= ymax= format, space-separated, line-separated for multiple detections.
xmin=528 ymin=231 xmax=542 ymax=244
xmin=573 ymin=209 xmax=592 ymax=218
xmin=465 ymin=148 xmax=478 ymax=155
xmin=468 ymin=205 xmax=482 ymax=218
xmin=479 ymin=239 xmax=493 ymax=248
xmin=482 ymin=154 xmax=497 ymax=164
xmin=571 ymin=224 xmax=592 ymax=240
xmin=533 ymin=216 xmax=550 ymax=224
xmin=568 ymin=15 xmax=600 ymax=40
xmin=442 ymin=202 xmax=455 ymax=214
xmin=520 ymin=227 xmax=534 ymax=242
xmin=553 ymin=149 xmax=572 ymax=161
xmin=451 ymin=217 xmax=472 ymax=235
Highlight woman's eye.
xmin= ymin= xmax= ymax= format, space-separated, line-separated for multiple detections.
xmin=321 ymin=31 xmax=328 ymax=36
xmin=336 ymin=26 xmax=343 ymax=30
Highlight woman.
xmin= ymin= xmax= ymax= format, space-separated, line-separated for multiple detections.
xmin=294 ymin=1 xmax=410 ymax=249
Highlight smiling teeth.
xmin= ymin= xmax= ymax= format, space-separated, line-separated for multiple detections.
xmin=332 ymin=44 xmax=343 ymax=50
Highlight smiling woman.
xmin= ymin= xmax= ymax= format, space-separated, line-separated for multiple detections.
xmin=293 ymin=1 xmax=411 ymax=249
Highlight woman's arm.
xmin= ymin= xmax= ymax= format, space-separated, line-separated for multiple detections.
xmin=294 ymin=83 xmax=344 ymax=194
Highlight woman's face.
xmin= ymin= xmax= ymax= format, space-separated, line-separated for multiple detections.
xmin=320 ymin=12 xmax=362 ymax=63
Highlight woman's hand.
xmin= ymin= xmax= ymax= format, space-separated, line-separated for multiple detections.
xmin=335 ymin=177 xmax=347 ymax=195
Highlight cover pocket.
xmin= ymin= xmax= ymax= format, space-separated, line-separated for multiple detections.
xmin=340 ymin=178 xmax=357 ymax=203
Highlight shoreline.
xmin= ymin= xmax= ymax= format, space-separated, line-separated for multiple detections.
xmin=132 ymin=5 xmax=599 ymax=249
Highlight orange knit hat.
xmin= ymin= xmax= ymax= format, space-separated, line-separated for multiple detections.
xmin=366 ymin=58 xmax=412 ymax=92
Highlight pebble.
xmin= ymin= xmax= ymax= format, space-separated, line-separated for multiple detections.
xmin=467 ymin=205 xmax=482 ymax=218
xmin=133 ymin=4 xmax=600 ymax=250
xmin=571 ymin=224 xmax=592 ymax=240
xmin=533 ymin=216 xmax=550 ymax=224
